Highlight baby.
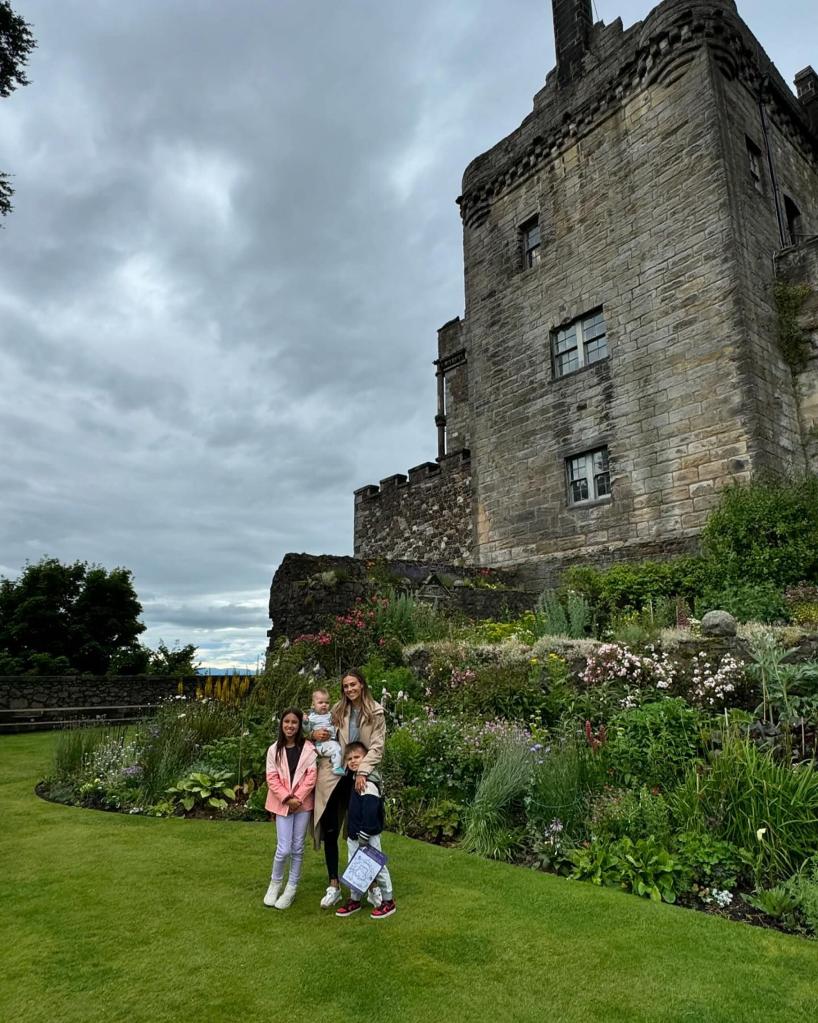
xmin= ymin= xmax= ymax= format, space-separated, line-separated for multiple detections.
xmin=306 ymin=688 xmax=346 ymax=776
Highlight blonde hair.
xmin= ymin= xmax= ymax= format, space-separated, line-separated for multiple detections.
xmin=331 ymin=669 xmax=379 ymax=729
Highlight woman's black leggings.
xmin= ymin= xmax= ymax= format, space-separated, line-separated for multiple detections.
xmin=320 ymin=773 xmax=352 ymax=882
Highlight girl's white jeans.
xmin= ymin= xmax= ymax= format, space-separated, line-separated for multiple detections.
xmin=271 ymin=810 xmax=311 ymax=885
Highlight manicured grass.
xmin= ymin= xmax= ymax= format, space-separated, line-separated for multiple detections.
xmin=1 ymin=733 xmax=816 ymax=1023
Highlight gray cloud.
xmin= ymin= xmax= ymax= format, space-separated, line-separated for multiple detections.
xmin=1 ymin=0 xmax=814 ymax=664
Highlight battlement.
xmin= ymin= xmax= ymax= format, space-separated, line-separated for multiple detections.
xmin=354 ymin=450 xmax=473 ymax=564
xmin=354 ymin=449 xmax=470 ymax=503
xmin=459 ymin=0 xmax=817 ymax=228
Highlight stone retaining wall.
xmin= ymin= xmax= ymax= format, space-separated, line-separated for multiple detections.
xmin=268 ymin=553 xmax=538 ymax=648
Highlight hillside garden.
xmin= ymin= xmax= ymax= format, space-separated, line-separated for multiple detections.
xmin=38 ymin=478 xmax=818 ymax=939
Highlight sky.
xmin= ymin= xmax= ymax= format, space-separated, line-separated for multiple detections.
xmin=1 ymin=0 xmax=815 ymax=667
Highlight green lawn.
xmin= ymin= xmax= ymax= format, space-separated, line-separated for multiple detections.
xmin=1 ymin=733 xmax=816 ymax=1023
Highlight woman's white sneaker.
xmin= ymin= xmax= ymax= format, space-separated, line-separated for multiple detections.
xmin=274 ymin=884 xmax=298 ymax=910
xmin=263 ymin=880 xmax=283 ymax=907
xmin=319 ymin=885 xmax=342 ymax=909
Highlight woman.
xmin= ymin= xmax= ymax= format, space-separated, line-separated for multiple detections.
xmin=263 ymin=707 xmax=317 ymax=910
xmin=311 ymin=669 xmax=385 ymax=909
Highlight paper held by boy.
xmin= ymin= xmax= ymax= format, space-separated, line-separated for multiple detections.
xmin=341 ymin=846 xmax=388 ymax=893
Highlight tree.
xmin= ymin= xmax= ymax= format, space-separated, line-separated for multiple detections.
xmin=0 ymin=558 xmax=146 ymax=675
xmin=148 ymin=640 xmax=200 ymax=677
xmin=0 ymin=1 xmax=36 ymax=217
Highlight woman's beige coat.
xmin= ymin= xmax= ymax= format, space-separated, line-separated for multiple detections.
xmin=312 ymin=701 xmax=385 ymax=848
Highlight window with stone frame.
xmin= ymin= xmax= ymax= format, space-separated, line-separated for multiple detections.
xmin=551 ymin=309 xmax=608 ymax=378
xmin=520 ymin=216 xmax=541 ymax=269
xmin=745 ymin=136 xmax=763 ymax=192
xmin=566 ymin=447 xmax=611 ymax=505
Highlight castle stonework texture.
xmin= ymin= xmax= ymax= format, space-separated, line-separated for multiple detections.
xmin=354 ymin=0 xmax=818 ymax=584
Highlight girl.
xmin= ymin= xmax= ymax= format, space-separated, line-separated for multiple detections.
xmin=311 ymin=670 xmax=386 ymax=909
xmin=263 ymin=708 xmax=317 ymax=910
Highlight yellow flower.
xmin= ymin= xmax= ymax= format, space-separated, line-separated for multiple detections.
xmin=756 ymin=827 xmax=767 ymax=841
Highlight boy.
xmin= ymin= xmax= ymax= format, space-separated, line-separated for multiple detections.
xmin=335 ymin=741 xmax=397 ymax=919
xmin=306 ymin=688 xmax=346 ymax=776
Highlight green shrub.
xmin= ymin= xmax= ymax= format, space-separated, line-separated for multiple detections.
xmin=382 ymin=728 xmax=425 ymax=793
xmin=52 ymin=724 xmax=116 ymax=781
xmin=166 ymin=768 xmax=237 ymax=812
xmin=605 ymin=700 xmax=703 ymax=792
xmin=382 ymin=717 xmax=526 ymax=802
xmin=701 ymin=476 xmax=818 ymax=589
xmin=534 ymin=590 xmax=568 ymax=636
xmin=744 ymin=885 xmax=803 ymax=930
xmin=373 ymin=590 xmax=452 ymax=645
xmin=200 ymin=732 xmax=269 ymax=786
xmin=448 ymin=662 xmax=547 ymax=723
xmin=674 ymin=831 xmax=751 ymax=894
xmin=564 ymin=557 xmax=708 ymax=622
xmin=697 ymin=581 xmax=786 ymax=623
xmin=672 ymin=732 xmax=818 ymax=885
xmin=568 ymin=836 xmax=687 ymax=903
xmin=250 ymin=642 xmax=320 ymax=719
xmin=526 ymin=736 xmax=606 ymax=840
xmin=784 ymin=583 xmax=818 ymax=628
xmin=461 ymin=741 xmax=532 ymax=860
xmin=588 ymin=786 xmax=673 ymax=845
xmin=134 ymin=698 xmax=240 ymax=804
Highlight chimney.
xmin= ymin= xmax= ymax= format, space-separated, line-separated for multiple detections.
xmin=794 ymin=67 xmax=818 ymax=136
xmin=552 ymin=0 xmax=594 ymax=85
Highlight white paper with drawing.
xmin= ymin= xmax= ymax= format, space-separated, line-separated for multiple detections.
xmin=341 ymin=845 xmax=387 ymax=892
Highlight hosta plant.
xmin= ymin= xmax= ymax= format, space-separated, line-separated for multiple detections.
xmin=166 ymin=769 xmax=237 ymax=812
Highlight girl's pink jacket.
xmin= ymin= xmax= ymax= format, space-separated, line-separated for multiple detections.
xmin=265 ymin=740 xmax=317 ymax=816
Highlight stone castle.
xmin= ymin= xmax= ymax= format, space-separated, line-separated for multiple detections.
xmin=353 ymin=0 xmax=818 ymax=585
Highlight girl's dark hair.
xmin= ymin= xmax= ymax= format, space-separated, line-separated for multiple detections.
xmin=275 ymin=707 xmax=305 ymax=763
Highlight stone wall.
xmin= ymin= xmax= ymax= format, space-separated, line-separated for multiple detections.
xmin=354 ymin=450 xmax=473 ymax=563
xmin=353 ymin=0 xmax=818 ymax=581
xmin=267 ymin=553 xmax=537 ymax=647
xmin=456 ymin=0 xmax=817 ymax=572
xmin=775 ymin=237 xmax=818 ymax=472
xmin=0 ymin=674 xmax=242 ymax=732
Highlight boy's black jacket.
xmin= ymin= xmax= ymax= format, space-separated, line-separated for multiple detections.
xmin=347 ymin=777 xmax=385 ymax=841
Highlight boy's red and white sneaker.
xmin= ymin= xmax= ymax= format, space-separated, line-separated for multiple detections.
xmin=370 ymin=899 xmax=397 ymax=919
xmin=335 ymin=900 xmax=362 ymax=917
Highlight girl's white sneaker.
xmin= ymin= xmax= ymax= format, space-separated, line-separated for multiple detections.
xmin=319 ymin=885 xmax=342 ymax=909
xmin=263 ymin=880 xmax=283 ymax=907
xmin=274 ymin=884 xmax=298 ymax=910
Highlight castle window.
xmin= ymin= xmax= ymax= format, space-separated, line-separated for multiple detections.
xmin=552 ymin=309 xmax=608 ymax=378
xmin=745 ymin=137 xmax=763 ymax=192
xmin=784 ymin=195 xmax=803 ymax=246
xmin=521 ymin=217 xmax=541 ymax=269
xmin=567 ymin=447 xmax=611 ymax=505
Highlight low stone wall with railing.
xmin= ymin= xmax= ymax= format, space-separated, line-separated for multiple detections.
xmin=0 ymin=675 xmax=257 ymax=733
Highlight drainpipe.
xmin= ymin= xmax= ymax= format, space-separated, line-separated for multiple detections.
xmin=434 ymin=363 xmax=446 ymax=461
xmin=758 ymin=77 xmax=787 ymax=248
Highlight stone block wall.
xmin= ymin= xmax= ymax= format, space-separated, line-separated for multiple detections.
xmin=354 ymin=450 xmax=473 ymax=563
xmin=713 ymin=33 xmax=818 ymax=476
xmin=267 ymin=553 xmax=537 ymax=647
xmin=0 ymin=674 xmax=238 ymax=731
xmin=775 ymin=237 xmax=818 ymax=472
xmin=455 ymin=0 xmax=817 ymax=573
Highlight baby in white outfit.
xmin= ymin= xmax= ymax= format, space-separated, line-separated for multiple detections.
xmin=306 ymin=688 xmax=345 ymax=775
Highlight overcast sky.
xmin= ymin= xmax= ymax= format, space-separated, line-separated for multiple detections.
xmin=1 ymin=0 xmax=815 ymax=667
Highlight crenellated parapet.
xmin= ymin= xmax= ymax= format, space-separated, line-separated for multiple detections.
xmin=458 ymin=0 xmax=816 ymax=229
xmin=354 ymin=450 xmax=473 ymax=564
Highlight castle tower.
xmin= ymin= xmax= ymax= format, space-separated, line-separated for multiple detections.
xmin=354 ymin=0 xmax=818 ymax=578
